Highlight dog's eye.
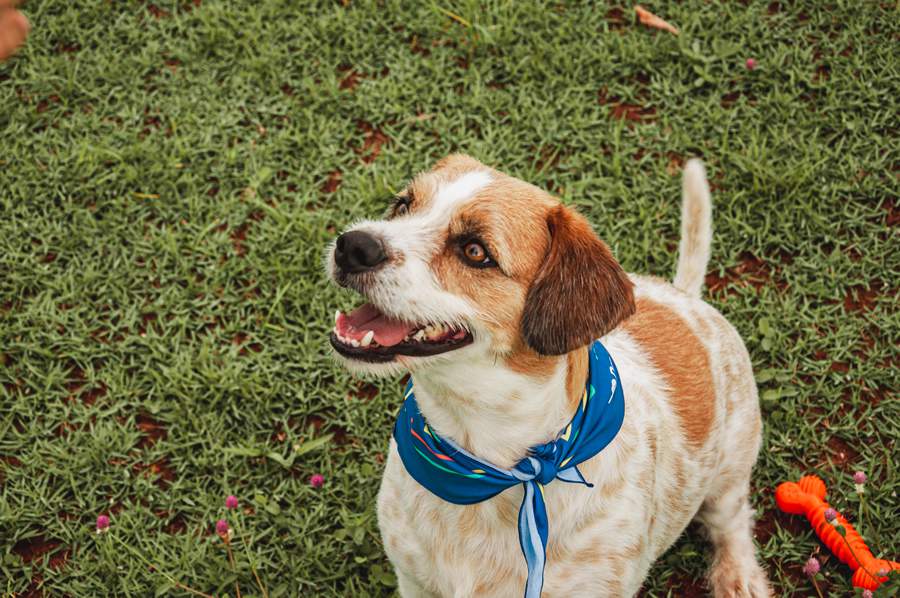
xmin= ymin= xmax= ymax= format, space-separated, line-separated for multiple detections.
xmin=461 ymin=241 xmax=495 ymax=268
xmin=393 ymin=197 xmax=411 ymax=217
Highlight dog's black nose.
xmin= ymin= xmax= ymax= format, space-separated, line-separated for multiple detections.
xmin=334 ymin=230 xmax=387 ymax=273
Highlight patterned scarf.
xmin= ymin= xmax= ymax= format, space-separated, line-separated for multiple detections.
xmin=393 ymin=340 xmax=625 ymax=598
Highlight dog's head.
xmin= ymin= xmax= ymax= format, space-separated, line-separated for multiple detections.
xmin=326 ymin=154 xmax=635 ymax=377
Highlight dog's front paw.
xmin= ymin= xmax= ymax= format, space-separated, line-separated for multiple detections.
xmin=708 ymin=553 xmax=772 ymax=598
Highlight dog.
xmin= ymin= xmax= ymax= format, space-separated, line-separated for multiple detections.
xmin=326 ymin=154 xmax=770 ymax=597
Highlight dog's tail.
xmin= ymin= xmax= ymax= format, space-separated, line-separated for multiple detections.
xmin=673 ymin=159 xmax=712 ymax=298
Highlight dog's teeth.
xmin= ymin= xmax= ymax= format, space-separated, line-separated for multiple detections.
xmin=334 ymin=310 xmax=340 ymax=325
xmin=350 ymin=339 xmax=360 ymax=347
xmin=425 ymin=324 xmax=446 ymax=340
xmin=360 ymin=330 xmax=374 ymax=347
xmin=414 ymin=329 xmax=426 ymax=341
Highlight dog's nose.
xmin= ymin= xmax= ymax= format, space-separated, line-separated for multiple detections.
xmin=334 ymin=230 xmax=388 ymax=273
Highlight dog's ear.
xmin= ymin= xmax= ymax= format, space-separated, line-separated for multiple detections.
xmin=521 ymin=205 xmax=635 ymax=355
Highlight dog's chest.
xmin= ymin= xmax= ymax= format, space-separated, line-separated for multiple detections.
xmin=377 ymin=417 xmax=710 ymax=598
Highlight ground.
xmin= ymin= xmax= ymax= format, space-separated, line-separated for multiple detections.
xmin=0 ymin=1 xmax=897 ymax=596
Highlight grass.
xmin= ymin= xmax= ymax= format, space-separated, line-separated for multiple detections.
xmin=0 ymin=0 xmax=897 ymax=596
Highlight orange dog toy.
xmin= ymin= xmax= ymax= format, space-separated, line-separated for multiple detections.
xmin=775 ymin=475 xmax=899 ymax=591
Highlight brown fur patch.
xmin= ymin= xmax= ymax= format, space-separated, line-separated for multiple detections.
xmin=504 ymin=351 xmax=559 ymax=379
xmin=503 ymin=339 xmax=560 ymax=378
xmin=565 ymin=347 xmax=589 ymax=410
xmin=571 ymin=543 xmax=602 ymax=565
xmin=433 ymin=255 xmax=522 ymax=350
xmin=623 ymin=297 xmax=715 ymax=449
xmin=431 ymin=175 xmax=556 ymax=352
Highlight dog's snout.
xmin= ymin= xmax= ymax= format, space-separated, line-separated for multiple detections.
xmin=334 ymin=230 xmax=388 ymax=273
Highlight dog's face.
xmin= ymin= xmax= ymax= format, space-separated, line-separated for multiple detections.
xmin=326 ymin=154 xmax=634 ymax=377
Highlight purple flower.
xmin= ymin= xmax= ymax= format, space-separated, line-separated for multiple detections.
xmin=823 ymin=508 xmax=838 ymax=523
xmin=862 ymin=590 xmax=873 ymax=598
xmin=225 ymin=495 xmax=238 ymax=510
xmin=309 ymin=473 xmax=325 ymax=489
xmin=745 ymin=58 xmax=757 ymax=70
xmin=802 ymin=557 xmax=820 ymax=577
xmin=853 ymin=471 xmax=867 ymax=485
xmin=215 ymin=518 xmax=229 ymax=536
xmin=96 ymin=514 xmax=110 ymax=533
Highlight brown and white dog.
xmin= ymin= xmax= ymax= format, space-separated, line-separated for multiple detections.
xmin=326 ymin=155 xmax=770 ymax=597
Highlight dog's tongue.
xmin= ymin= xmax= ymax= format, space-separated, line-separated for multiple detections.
xmin=336 ymin=303 xmax=416 ymax=347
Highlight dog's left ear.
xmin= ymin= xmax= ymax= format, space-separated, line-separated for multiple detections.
xmin=521 ymin=205 xmax=635 ymax=355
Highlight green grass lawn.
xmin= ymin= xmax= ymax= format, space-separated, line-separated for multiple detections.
xmin=1 ymin=1 xmax=897 ymax=596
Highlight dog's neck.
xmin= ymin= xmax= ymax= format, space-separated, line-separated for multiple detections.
xmin=409 ymin=346 xmax=589 ymax=469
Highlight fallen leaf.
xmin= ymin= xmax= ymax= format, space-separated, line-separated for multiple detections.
xmin=635 ymin=5 xmax=679 ymax=36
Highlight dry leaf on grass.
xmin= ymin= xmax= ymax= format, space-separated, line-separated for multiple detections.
xmin=635 ymin=5 xmax=679 ymax=36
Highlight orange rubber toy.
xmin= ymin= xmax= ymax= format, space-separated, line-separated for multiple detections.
xmin=775 ymin=475 xmax=898 ymax=591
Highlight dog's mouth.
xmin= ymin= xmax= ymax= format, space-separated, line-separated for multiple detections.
xmin=330 ymin=303 xmax=473 ymax=363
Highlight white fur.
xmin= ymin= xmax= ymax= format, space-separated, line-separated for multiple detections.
xmin=411 ymin=347 xmax=571 ymax=468
xmin=432 ymin=170 xmax=495 ymax=214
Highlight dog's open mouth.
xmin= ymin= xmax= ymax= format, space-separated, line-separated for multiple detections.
xmin=330 ymin=303 xmax=473 ymax=363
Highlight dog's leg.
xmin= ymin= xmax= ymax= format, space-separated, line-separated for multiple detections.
xmin=697 ymin=479 xmax=771 ymax=598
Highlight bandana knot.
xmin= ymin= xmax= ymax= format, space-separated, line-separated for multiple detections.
xmin=519 ymin=446 xmax=562 ymax=485
xmin=393 ymin=340 xmax=625 ymax=598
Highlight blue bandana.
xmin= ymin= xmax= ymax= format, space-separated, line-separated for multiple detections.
xmin=393 ymin=340 xmax=625 ymax=598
